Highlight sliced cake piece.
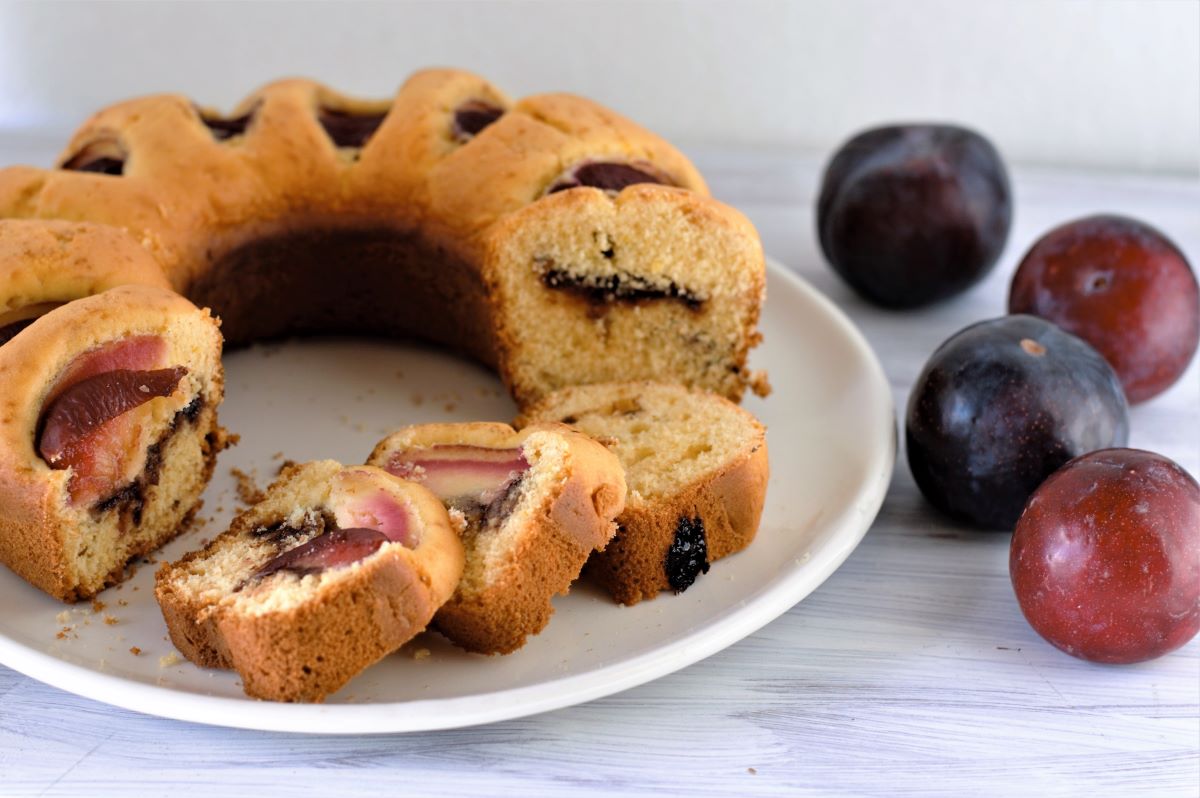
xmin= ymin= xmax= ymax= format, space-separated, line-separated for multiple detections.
xmin=367 ymin=422 xmax=626 ymax=654
xmin=0 ymin=280 xmax=224 ymax=602
xmin=483 ymin=183 xmax=768 ymax=406
xmin=155 ymin=461 xmax=463 ymax=702
xmin=517 ymin=382 xmax=769 ymax=605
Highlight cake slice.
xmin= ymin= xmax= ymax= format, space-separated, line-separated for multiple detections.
xmin=484 ymin=183 xmax=768 ymax=406
xmin=0 ymin=277 xmax=224 ymax=601
xmin=517 ymin=382 xmax=769 ymax=605
xmin=155 ymin=461 xmax=463 ymax=702
xmin=367 ymin=422 xmax=626 ymax=654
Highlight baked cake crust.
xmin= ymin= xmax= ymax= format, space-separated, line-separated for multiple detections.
xmin=155 ymin=461 xmax=464 ymax=702
xmin=517 ymin=382 xmax=769 ymax=605
xmin=367 ymin=421 xmax=627 ymax=654
xmin=0 ymin=68 xmax=763 ymax=403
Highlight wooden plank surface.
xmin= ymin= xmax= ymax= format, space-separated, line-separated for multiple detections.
xmin=0 ymin=141 xmax=1196 ymax=797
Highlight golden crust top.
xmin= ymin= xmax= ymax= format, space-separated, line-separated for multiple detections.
xmin=0 ymin=69 xmax=713 ymax=286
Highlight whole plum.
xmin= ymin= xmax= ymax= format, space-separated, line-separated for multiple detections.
xmin=1011 ymin=449 xmax=1200 ymax=664
xmin=906 ymin=315 xmax=1128 ymax=529
xmin=817 ymin=124 xmax=1012 ymax=308
xmin=1009 ymin=214 xmax=1200 ymax=404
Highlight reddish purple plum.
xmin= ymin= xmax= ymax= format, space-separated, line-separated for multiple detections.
xmin=1011 ymin=449 xmax=1200 ymax=663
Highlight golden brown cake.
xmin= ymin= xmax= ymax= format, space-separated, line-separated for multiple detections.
xmin=155 ymin=461 xmax=464 ymax=702
xmin=0 ymin=219 xmax=224 ymax=600
xmin=517 ymin=382 xmax=768 ymax=605
xmin=0 ymin=68 xmax=766 ymax=404
xmin=367 ymin=422 xmax=627 ymax=654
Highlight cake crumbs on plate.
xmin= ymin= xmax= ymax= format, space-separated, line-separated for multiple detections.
xmin=90 ymin=598 xmax=106 ymax=613
xmin=129 ymin=646 xmax=142 ymax=656
xmin=117 ymin=599 xmax=129 ymax=607
xmin=159 ymin=652 xmax=181 ymax=667
xmin=230 ymin=467 xmax=265 ymax=505
xmin=748 ymin=767 xmax=758 ymax=775
xmin=271 ymin=451 xmax=284 ymax=461
xmin=103 ymin=614 xmax=119 ymax=626
xmin=56 ymin=610 xmax=71 ymax=624
xmin=412 ymin=647 xmax=431 ymax=661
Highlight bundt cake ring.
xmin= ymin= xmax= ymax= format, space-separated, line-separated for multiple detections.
xmin=0 ymin=68 xmax=769 ymax=629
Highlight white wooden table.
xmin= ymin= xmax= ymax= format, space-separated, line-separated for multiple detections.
xmin=1 ymin=141 xmax=1197 ymax=797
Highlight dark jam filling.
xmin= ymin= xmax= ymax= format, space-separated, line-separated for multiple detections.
xmin=542 ymin=268 xmax=704 ymax=311
xmin=318 ymin=107 xmax=388 ymax=148
xmin=452 ymin=100 xmax=504 ymax=142
xmin=92 ymin=395 xmax=206 ymax=525
xmin=251 ymin=510 xmax=330 ymax=546
xmin=200 ymin=107 xmax=256 ymax=141
xmin=448 ymin=472 xmax=528 ymax=533
xmin=0 ymin=318 xmax=36 ymax=347
xmin=547 ymin=162 xmax=668 ymax=195
xmin=665 ymin=516 xmax=709 ymax=592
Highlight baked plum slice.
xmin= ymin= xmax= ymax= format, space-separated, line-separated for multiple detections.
xmin=37 ymin=337 xmax=187 ymax=506
xmin=254 ymin=527 xmax=389 ymax=580
xmin=452 ymin=100 xmax=504 ymax=141
xmin=383 ymin=445 xmax=529 ymax=512
xmin=252 ymin=472 xmax=421 ymax=580
xmin=318 ymin=107 xmax=388 ymax=148
xmin=548 ymin=161 xmax=670 ymax=195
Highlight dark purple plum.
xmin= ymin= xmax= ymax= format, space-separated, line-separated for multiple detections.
xmin=818 ymin=124 xmax=1012 ymax=308
xmin=906 ymin=315 xmax=1128 ymax=529
xmin=1009 ymin=214 xmax=1200 ymax=404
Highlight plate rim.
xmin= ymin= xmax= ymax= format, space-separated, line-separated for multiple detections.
xmin=0 ymin=258 xmax=896 ymax=734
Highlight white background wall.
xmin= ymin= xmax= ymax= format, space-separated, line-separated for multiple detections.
xmin=0 ymin=0 xmax=1196 ymax=174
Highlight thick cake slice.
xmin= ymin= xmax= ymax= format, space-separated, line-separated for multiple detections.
xmin=485 ymin=183 xmax=768 ymax=406
xmin=517 ymin=382 xmax=769 ymax=605
xmin=367 ymin=422 xmax=626 ymax=654
xmin=155 ymin=461 xmax=463 ymax=702
xmin=0 ymin=223 xmax=224 ymax=601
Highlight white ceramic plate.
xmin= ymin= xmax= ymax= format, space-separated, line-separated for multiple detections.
xmin=0 ymin=259 xmax=894 ymax=733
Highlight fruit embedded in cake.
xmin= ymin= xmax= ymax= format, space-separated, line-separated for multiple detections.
xmin=368 ymin=422 xmax=627 ymax=654
xmin=539 ymin=260 xmax=706 ymax=310
xmin=155 ymin=461 xmax=465 ymax=702
xmin=197 ymin=105 xmax=257 ymax=141
xmin=317 ymin=106 xmax=389 ymax=149
xmin=0 ymin=302 xmax=64 ymax=346
xmin=488 ymin=184 xmax=767 ymax=405
xmin=384 ymin=444 xmax=530 ymax=525
xmin=516 ymin=382 xmax=769 ymax=605
xmin=37 ymin=362 xmax=189 ymax=507
xmin=452 ymin=99 xmax=504 ymax=142
xmin=547 ymin=161 xmax=672 ymax=195
xmin=60 ymin=136 xmax=126 ymax=175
